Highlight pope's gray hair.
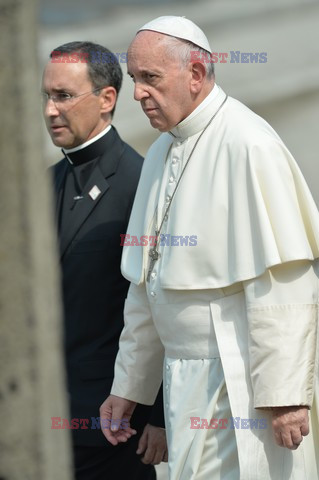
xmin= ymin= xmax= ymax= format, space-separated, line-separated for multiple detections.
xmin=161 ymin=35 xmax=215 ymax=79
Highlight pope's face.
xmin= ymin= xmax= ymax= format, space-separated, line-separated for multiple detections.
xmin=42 ymin=61 xmax=106 ymax=149
xmin=127 ymin=31 xmax=194 ymax=132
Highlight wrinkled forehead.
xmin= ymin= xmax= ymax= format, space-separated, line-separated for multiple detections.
xmin=128 ymin=31 xmax=170 ymax=59
xmin=127 ymin=31 xmax=180 ymax=72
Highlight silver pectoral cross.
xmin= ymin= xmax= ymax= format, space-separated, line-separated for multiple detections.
xmin=146 ymin=231 xmax=160 ymax=282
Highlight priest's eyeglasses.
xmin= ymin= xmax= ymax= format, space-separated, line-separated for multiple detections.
xmin=41 ymin=87 xmax=103 ymax=105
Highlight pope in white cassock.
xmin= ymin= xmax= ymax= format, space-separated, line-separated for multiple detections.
xmin=100 ymin=16 xmax=319 ymax=479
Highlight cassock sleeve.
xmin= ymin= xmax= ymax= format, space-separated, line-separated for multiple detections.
xmin=111 ymin=282 xmax=165 ymax=404
xmin=243 ymin=259 xmax=318 ymax=409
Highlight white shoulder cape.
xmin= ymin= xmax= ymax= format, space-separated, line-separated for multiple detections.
xmin=121 ymin=88 xmax=319 ymax=288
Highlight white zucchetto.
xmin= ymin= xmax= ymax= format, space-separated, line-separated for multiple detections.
xmin=138 ymin=16 xmax=212 ymax=53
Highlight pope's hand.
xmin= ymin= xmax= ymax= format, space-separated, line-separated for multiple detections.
xmin=271 ymin=406 xmax=309 ymax=450
xmin=137 ymin=423 xmax=168 ymax=465
xmin=100 ymin=394 xmax=137 ymax=446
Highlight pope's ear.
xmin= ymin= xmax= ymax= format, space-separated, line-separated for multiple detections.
xmin=189 ymin=60 xmax=207 ymax=94
xmin=100 ymin=86 xmax=117 ymax=114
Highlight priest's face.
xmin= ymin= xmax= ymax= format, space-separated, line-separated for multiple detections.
xmin=42 ymin=61 xmax=107 ymax=148
xmin=128 ymin=31 xmax=195 ymax=132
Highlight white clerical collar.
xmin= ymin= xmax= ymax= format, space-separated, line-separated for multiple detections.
xmin=64 ymin=124 xmax=112 ymax=154
xmin=185 ymin=84 xmax=220 ymax=122
xmin=170 ymin=84 xmax=227 ymax=140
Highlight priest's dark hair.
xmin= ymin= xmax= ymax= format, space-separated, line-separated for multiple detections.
xmin=49 ymin=41 xmax=123 ymax=116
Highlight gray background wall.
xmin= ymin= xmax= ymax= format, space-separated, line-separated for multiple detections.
xmin=39 ymin=0 xmax=319 ymax=205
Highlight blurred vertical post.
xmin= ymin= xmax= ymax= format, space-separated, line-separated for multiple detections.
xmin=0 ymin=0 xmax=72 ymax=478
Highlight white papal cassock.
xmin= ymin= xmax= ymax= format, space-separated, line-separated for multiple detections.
xmin=111 ymin=85 xmax=319 ymax=479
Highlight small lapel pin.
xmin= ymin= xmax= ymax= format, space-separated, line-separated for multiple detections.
xmin=89 ymin=185 xmax=101 ymax=201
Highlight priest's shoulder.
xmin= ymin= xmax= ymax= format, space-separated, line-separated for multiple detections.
xmin=49 ymin=157 xmax=67 ymax=178
xmin=116 ymin=143 xmax=144 ymax=191
xmin=119 ymin=140 xmax=143 ymax=171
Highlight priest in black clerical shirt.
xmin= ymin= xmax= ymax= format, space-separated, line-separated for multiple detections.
xmin=42 ymin=41 xmax=166 ymax=480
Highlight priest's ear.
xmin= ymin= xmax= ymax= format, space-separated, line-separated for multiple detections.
xmin=99 ymin=86 xmax=117 ymax=116
xmin=189 ymin=58 xmax=211 ymax=94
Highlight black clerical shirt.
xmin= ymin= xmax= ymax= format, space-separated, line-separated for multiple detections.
xmin=59 ymin=130 xmax=111 ymax=234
